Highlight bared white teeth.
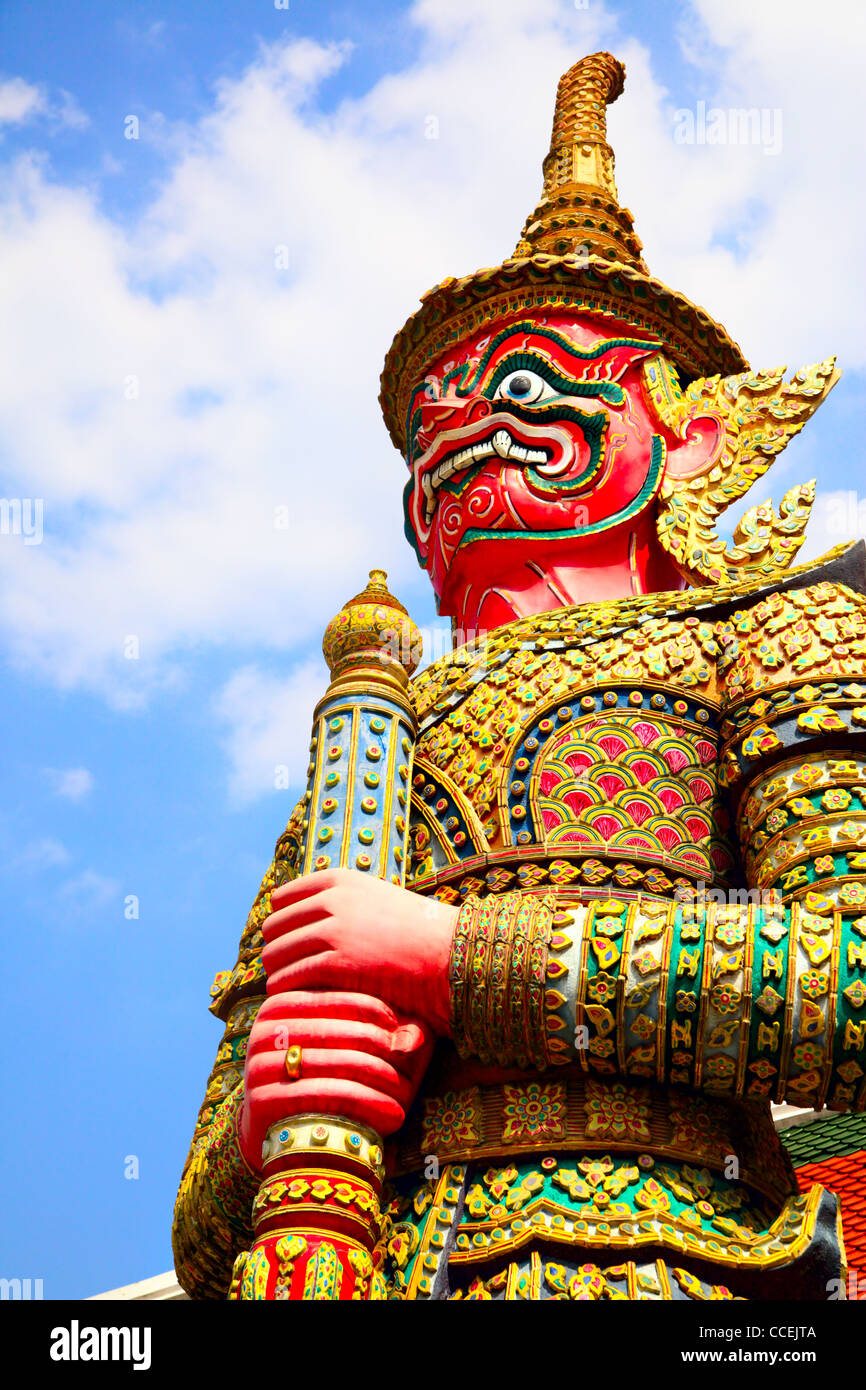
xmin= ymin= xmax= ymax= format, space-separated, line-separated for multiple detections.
xmin=492 ymin=429 xmax=512 ymax=458
xmin=421 ymin=431 xmax=551 ymax=522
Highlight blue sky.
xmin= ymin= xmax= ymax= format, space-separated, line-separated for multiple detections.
xmin=1 ymin=0 xmax=864 ymax=1298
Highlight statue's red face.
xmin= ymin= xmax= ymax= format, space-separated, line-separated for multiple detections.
xmin=403 ymin=311 xmax=686 ymax=628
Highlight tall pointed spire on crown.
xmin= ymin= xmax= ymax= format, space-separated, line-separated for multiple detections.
xmin=380 ymin=51 xmax=748 ymax=456
xmin=514 ymin=52 xmax=647 ymax=269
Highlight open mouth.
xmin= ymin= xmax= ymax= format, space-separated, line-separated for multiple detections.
xmin=419 ymin=426 xmax=571 ymax=524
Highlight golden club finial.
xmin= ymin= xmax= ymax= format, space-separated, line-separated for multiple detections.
xmin=514 ymin=51 xmax=647 ymax=269
xmin=322 ymin=569 xmax=422 ymax=690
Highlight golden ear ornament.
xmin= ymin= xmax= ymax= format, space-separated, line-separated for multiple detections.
xmin=645 ymin=354 xmax=841 ymax=586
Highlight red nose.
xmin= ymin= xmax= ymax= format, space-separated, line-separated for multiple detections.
xmin=415 ymin=395 xmax=493 ymax=452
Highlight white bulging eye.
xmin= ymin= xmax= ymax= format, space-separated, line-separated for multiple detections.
xmin=495 ymin=370 xmax=551 ymax=404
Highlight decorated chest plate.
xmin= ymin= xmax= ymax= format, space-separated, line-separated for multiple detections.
xmin=407 ymin=601 xmax=738 ymax=901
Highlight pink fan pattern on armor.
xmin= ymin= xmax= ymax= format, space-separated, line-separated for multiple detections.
xmin=532 ymin=717 xmax=735 ymax=880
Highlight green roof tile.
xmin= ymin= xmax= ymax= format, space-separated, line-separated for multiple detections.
xmin=781 ymin=1112 xmax=866 ymax=1165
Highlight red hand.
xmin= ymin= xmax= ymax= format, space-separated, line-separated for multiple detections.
xmin=238 ymin=990 xmax=434 ymax=1172
xmin=261 ymin=868 xmax=457 ymax=1035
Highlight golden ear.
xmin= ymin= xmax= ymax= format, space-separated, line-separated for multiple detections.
xmin=644 ymin=355 xmax=841 ymax=586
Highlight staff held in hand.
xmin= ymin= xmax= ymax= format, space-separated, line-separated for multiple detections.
xmin=232 ymin=572 xmax=457 ymax=1301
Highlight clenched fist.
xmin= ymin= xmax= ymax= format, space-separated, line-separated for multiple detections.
xmin=239 ymin=990 xmax=434 ymax=1171
xmin=261 ymin=868 xmax=458 ymax=1034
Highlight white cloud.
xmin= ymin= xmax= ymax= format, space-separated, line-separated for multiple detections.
xmin=0 ymin=76 xmax=87 ymax=132
xmin=43 ymin=767 xmax=95 ymax=801
xmin=58 ymin=869 xmax=119 ymax=914
xmin=794 ymin=489 xmax=866 ymax=567
xmin=3 ymin=837 xmax=72 ymax=872
xmin=54 ymin=90 xmax=89 ymax=132
xmin=645 ymin=0 xmax=866 ymax=371
xmin=214 ymin=658 xmax=329 ymax=805
xmin=0 ymin=77 xmax=45 ymax=128
xmin=0 ymin=0 xmax=862 ymax=715
xmin=117 ymin=19 xmax=167 ymax=49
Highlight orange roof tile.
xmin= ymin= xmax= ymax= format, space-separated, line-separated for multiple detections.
xmin=795 ymin=1149 xmax=866 ymax=1298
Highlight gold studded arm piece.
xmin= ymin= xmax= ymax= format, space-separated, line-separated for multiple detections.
xmin=449 ymin=889 xmax=866 ymax=1111
xmin=712 ymin=578 xmax=866 ymax=1109
xmin=448 ymin=891 xmax=558 ymax=1069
